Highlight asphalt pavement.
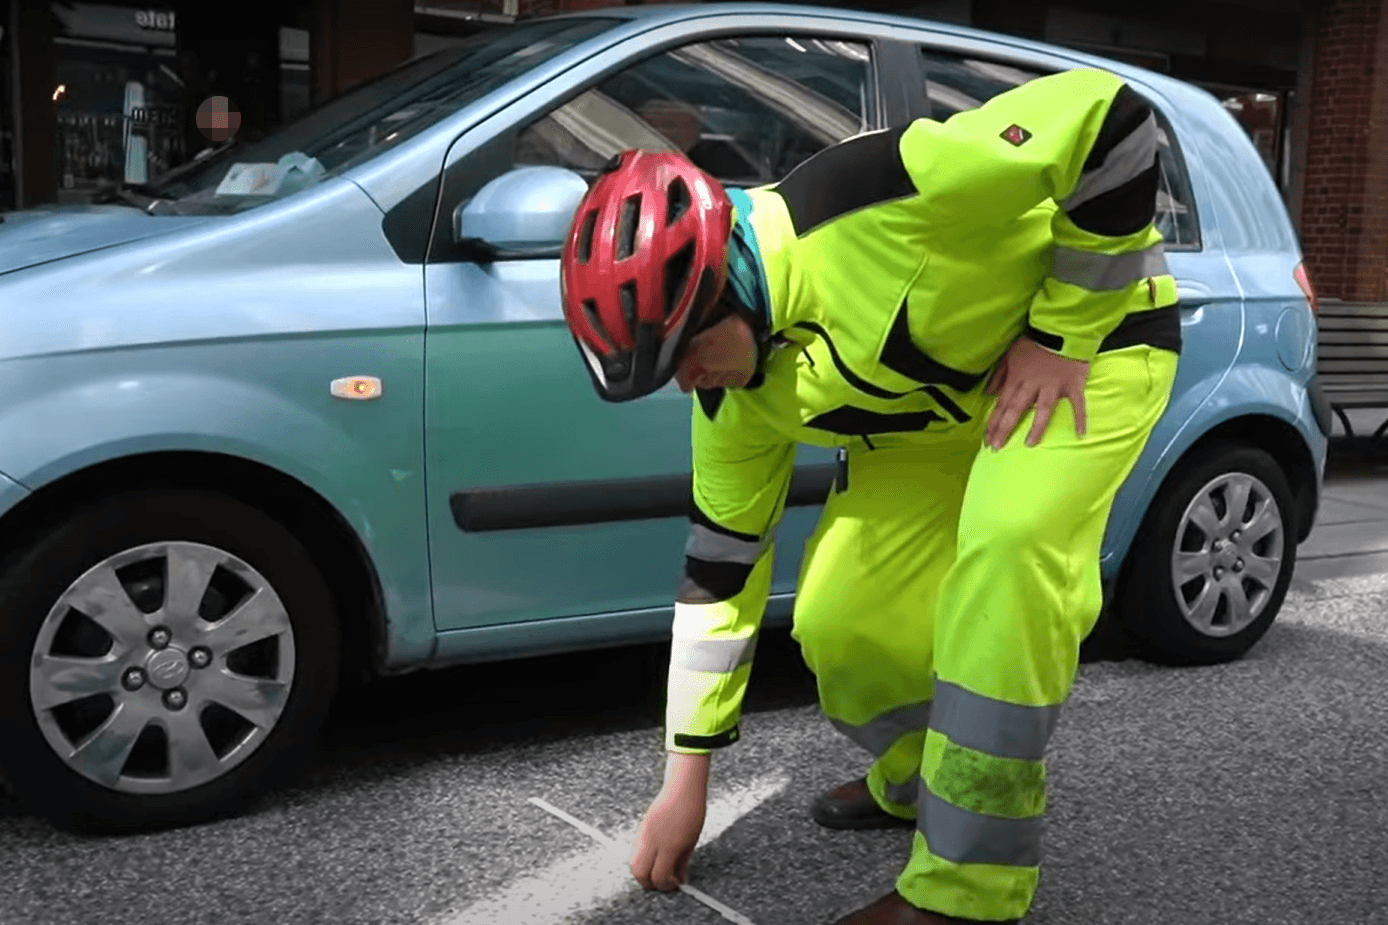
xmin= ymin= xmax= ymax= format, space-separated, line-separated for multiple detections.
xmin=2 ymin=433 xmax=1387 ymax=925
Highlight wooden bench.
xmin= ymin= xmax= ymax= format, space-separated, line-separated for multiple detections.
xmin=1316 ymin=300 xmax=1388 ymax=449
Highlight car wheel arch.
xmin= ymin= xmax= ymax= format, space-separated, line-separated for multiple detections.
xmin=0 ymin=450 xmax=387 ymax=689
xmin=1148 ymin=412 xmax=1320 ymax=545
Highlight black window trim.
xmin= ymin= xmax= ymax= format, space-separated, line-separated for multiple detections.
xmin=874 ymin=37 xmax=926 ymax=128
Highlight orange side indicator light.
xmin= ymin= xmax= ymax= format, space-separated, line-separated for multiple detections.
xmin=330 ymin=376 xmax=383 ymax=401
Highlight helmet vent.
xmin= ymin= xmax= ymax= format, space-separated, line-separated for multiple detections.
xmin=663 ymin=242 xmax=695 ymax=320
xmin=619 ymin=281 xmax=640 ymax=335
xmin=666 ymin=178 xmax=691 ymax=227
xmin=617 ymin=194 xmax=642 ymax=261
xmin=576 ymin=210 xmax=598 ymax=264
xmin=581 ymin=299 xmax=616 ymax=352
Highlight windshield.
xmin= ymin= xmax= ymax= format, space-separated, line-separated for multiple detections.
xmin=140 ymin=17 xmax=618 ymax=216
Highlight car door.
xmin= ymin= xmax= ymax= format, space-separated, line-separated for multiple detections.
xmin=423 ymin=30 xmax=883 ymax=632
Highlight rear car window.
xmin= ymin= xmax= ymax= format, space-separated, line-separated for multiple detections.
xmin=918 ymin=48 xmax=1201 ymax=250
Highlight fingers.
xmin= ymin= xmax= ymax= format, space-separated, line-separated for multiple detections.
xmin=985 ymin=381 xmax=1036 ymax=450
xmin=674 ymin=848 xmax=693 ymax=887
xmin=1071 ymin=386 xmax=1088 ymax=438
xmin=1025 ymin=387 xmax=1060 ymax=447
xmin=629 ymin=839 xmax=656 ymax=891
xmin=649 ymin=849 xmax=683 ymax=892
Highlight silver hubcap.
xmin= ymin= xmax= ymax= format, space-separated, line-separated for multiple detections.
xmin=1170 ymin=472 xmax=1284 ymax=638
xmin=29 ymin=541 xmax=296 ymax=795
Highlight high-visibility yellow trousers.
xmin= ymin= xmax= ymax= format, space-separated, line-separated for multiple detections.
xmin=791 ymin=344 xmax=1178 ymax=922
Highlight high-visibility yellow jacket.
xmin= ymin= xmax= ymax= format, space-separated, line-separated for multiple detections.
xmin=665 ymin=67 xmax=1181 ymax=754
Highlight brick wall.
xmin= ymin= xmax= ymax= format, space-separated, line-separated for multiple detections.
xmin=1300 ymin=0 xmax=1388 ymax=302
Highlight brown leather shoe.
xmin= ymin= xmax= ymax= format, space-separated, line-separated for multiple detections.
xmin=829 ymin=891 xmax=1021 ymax=924
xmin=810 ymin=777 xmax=915 ymax=830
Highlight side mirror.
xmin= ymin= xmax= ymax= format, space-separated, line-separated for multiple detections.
xmin=454 ymin=166 xmax=589 ymax=260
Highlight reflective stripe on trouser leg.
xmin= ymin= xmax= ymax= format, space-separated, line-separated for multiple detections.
xmin=897 ymin=345 xmax=1179 ymax=922
xmin=829 ymin=701 xmax=931 ymax=813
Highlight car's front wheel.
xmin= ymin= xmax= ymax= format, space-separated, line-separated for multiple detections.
xmin=1114 ymin=443 xmax=1298 ymax=666
xmin=0 ymin=488 xmax=340 ymax=832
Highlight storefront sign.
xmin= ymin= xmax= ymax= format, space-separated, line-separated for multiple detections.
xmin=129 ymin=105 xmax=180 ymax=128
xmin=53 ymin=4 xmax=176 ymax=48
xmin=134 ymin=10 xmax=176 ymax=32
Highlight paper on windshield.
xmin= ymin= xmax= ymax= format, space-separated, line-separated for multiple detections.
xmin=215 ymin=163 xmax=282 ymax=196
xmin=214 ymin=154 xmax=327 ymax=197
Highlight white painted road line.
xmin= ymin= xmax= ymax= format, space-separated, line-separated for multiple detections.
xmin=528 ymin=797 xmax=762 ymax=925
xmin=437 ymin=774 xmax=786 ymax=925
xmin=527 ymin=797 xmax=614 ymax=846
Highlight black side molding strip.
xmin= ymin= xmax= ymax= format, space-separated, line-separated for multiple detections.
xmin=451 ymin=463 xmax=839 ymax=533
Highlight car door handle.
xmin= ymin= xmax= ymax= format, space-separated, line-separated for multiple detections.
xmin=1176 ymin=281 xmax=1216 ymax=312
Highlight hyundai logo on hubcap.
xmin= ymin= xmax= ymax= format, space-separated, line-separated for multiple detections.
xmin=146 ymin=650 xmax=190 ymax=689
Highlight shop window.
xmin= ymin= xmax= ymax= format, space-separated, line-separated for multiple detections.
xmin=50 ymin=2 xmax=185 ymax=201
xmin=513 ymin=35 xmax=874 ymax=187
xmin=918 ymin=48 xmax=1201 ymax=250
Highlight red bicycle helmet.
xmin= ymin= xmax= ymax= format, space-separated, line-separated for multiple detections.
xmin=561 ymin=149 xmax=733 ymax=402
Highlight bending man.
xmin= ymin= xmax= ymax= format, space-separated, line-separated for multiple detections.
xmin=559 ymin=67 xmax=1180 ymax=924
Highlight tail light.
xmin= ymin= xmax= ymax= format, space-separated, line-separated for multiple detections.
xmin=1294 ymin=262 xmax=1318 ymax=314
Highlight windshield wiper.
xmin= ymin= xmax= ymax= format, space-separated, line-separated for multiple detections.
xmin=91 ymin=139 xmax=244 ymax=208
xmin=147 ymin=138 xmax=241 ymax=187
xmin=90 ymin=182 xmax=161 ymax=208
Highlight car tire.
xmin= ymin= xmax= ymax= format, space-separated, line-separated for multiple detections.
xmin=1113 ymin=443 xmax=1297 ymax=667
xmin=0 ymin=488 xmax=340 ymax=833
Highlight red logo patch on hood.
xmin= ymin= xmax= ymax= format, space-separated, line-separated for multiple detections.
xmin=1001 ymin=124 xmax=1032 ymax=146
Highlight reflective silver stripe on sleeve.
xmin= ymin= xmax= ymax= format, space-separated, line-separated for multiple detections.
xmin=918 ymin=789 xmax=1043 ymax=868
xmin=671 ymin=633 xmax=758 ymax=673
xmin=685 ymin=524 xmax=765 ymax=564
xmin=1062 ymin=111 xmax=1158 ymax=213
xmin=884 ymin=776 xmax=920 ymax=807
xmin=828 ymin=699 xmax=932 ymax=758
xmin=929 ymin=678 xmax=1062 ymax=762
xmin=1051 ymin=242 xmax=1169 ymax=293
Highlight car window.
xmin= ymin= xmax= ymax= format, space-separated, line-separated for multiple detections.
xmin=513 ymin=35 xmax=875 ymax=186
xmin=918 ymin=48 xmax=1201 ymax=250
xmin=1151 ymin=120 xmax=1200 ymax=249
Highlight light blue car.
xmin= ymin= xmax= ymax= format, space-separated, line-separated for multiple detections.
xmin=0 ymin=4 xmax=1329 ymax=832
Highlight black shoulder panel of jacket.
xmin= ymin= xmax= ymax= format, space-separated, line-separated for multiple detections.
xmin=1084 ymin=84 xmax=1152 ymax=172
xmin=1070 ymin=83 xmax=1160 ymax=237
xmin=771 ymin=123 xmax=916 ymax=237
xmin=1069 ymin=163 xmax=1160 ymax=237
